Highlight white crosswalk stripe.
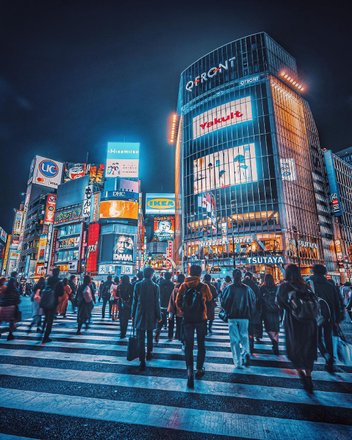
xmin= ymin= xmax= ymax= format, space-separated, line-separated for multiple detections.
xmin=1 ymin=308 xmax=352 ymax=439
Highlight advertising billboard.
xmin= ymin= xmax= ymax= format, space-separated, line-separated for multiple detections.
xmin=103 ymin=177 xmax=139 ymax=201
xmin=55 ymin=206 xmax=82 ymax=224
xmin=324 ymin=150 xmax=343 ymax=217
xmin=193 ymin=143 xmax=257 ymax=194
xmin=64 ymin=163 xmax=88 ymax=182
xmin=32 ymin=155 xmax=63 ymax=188
xmin=86 ymin=223 xmax=100 ymax=273
xmin=90 ymin=192 xmax=101 ymax=223
xmin=153 ymin=216 xmax=175 ymax=242
xmin=113 ymin=234 xmax=134 ymax=264
xmin=280 ymin=158 xmax=297 ymax=181
xmin=82 ymin=185 xmax=93 ymax=219
xmin=58 ymin=236 xmax=81 ymax=249
xmin=13 ymin=210 xmax=23 ymax=236
xmin=0 ymin=226 xmax=7 ymax=244
xmin=100 ymin=200 xmax=138 ymax=220
xmin=145 ymin=193 xmax=176 ymax=215
xmin=44 ymin=194 xmax=57 ymax=224
xmin=89 ymin=164 xmax=105 ymax=186
xmin=106 ymin=142 xmax=140 ymax=178
xmin=192 ymin=97 xmax=252 ymax=139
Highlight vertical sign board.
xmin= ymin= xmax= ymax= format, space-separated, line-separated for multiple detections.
xmin=44 ymin=194 xmax=57 ymax=224
xmin=324 ymin=150 xmax=343 ymax=217
xmin=83 ymin=185 xmax=93 ymax=220
xmin=90 ymin=192 xmax=101 ymax=223
xmin=86 ymin=223 xmax=100 ymax=274
xmin=49 ymin=228 xmax=59 ymax=272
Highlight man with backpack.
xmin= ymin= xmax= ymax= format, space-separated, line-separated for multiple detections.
xmin=100 ymin=275 xmax=113 ymax=319
xmin=40 ymin=268 xmax=64 ymax=343
xmin=176 ymin=265 xmax=212 ymax=389
xmin=155 ymin=272 xmax=174 ymax=343
xmin=309 ymin=264 xmax=344 ymax=373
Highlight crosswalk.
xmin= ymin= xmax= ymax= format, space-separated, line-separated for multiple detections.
xmin=1 ymin=308 xmax=352 ymax=440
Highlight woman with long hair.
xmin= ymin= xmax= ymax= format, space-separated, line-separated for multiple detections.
xmin=57 ymin=278 xmax=71 ymax=318
xmin=27 ymin=277 xmax=45 ymax=333
xmin=260 ymin=274 xmax=280 ymax=354
xmin=76 ymin=275 xmax=95 ymax=335
xmin=118 ymin=275 xmax=133 ymax=339
xmin=276 ymin=264 xmax=318 ymax=394
xmin=168 ymin=273 xmax=185 ymax=344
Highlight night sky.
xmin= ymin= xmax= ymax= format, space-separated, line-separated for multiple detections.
xmin=0 ymin=0 xmax=351 ymax=232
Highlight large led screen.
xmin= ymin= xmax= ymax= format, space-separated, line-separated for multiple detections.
xmin=106 ymin=142 xmax=140 ymax=178
xmin=192 ymin=97 xmax=252 ymax=139
xmin=100 ymin=200 xmax=138 ymax=220
xmin=153 ymin=216 xmax=175 ymax=242
xmin=113 ymin=234 xmax=134 ymax=263
xmin=193 ymin=143 xmax=257 ymax=194
xmin=145 ymin=193 xmax=175 ymax=215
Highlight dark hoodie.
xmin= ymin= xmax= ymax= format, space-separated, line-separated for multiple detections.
xmin=175 ymin=276 xmax=212 ymax=322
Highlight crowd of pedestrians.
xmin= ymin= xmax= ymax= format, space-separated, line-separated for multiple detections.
xmin=0 ymin=262 xmax=351 ymax=394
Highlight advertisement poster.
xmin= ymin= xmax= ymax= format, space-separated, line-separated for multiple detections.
xmin=32 ymin=155 xmax=63 ymax=188
xmin=100 ymin=200 xmax=138 ymax=220
xmin=44 ymin=194 xmax=57 ymax=224
xmin=86 ymin=223 xmax=100 ymax=273
xmin=105 ymin=142 xmax=140 ymax=178
xmin=13 ymin=210 xmax=23 ymax=236
xmin=55 ymin=206 xmax=82 ymax=224
xmin=89 ymin=164 xmax=105 ymax=186
xmin=145 ymin=193 xmax=175 ymax=215
xmin=83 ymin=185 xmax=93 ymax=219
xmin=153 ymin=216 xmax=175 ymax=242
xmin=90 ymin=192 xmax=101 ymax=223
xmin=193 ymin=143 xmax=257 ymax=194
xmin=64 ymin=163 xmax=87 ymax=182
xmin=113 ymin=234 xmax=134 ymax=263
xmin=192 ymin=97 xmax=252 ymax=139
xmin=58 ymin=236 xmax=81 ymax=249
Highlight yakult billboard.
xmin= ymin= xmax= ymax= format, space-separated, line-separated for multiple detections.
xmin=31 ymin=155 xmax=63 ymax=188
xmin=192 ymin=97 xmax=252 ymax=139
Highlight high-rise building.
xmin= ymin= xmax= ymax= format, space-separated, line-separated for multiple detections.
xmin=336 ymin=146 xmax=352 ymax=166
xmin=175 ymin=32 xmax=325 ymax=280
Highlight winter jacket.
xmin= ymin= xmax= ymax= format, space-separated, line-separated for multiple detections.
xmin=243 ymin=277 xmax=262 ymax=324
xmin=118 ymin=283 xmax=133 ymax=312
xmin=176 ymin=276 xmax=212 ymax=322
xmin=132 ymin=279 xmax=161 ymax=330
xmin=0 ymin=284 xmax=20 ymax=307
xmin=221 ymin=283 xmax=256 ymax=319
xmin=205 ymin=282 xmax=218 ymax=321
xmin=159 ymin=279 xmax=175 ymax=309
xmin=167 ymin=283 xmax=183 ymax=317
xmin=42 ymin=275 xmax=64 ymax=310
xmin=309 ymin=274 xmax=344 ymax=324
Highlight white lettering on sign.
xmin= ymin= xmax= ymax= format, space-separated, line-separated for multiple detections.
xmin=247 ymin=256 xmax=284 ymax=265
xmin=193 ymin=97 xmax=252 ymax=139
xmin=185 ymin=57 xmax=236 ymax=92
xmin=239 ymin=76 xmax=260 ymax=86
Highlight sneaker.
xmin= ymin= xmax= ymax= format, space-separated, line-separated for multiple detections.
xmin=76 ymin=331 xmax=82 ymax=335
xmin=305 ymin=376 xmax=314 ymax=394
xmin=42 ymin=338 xmax=52 ymax=343
xmin=139 ymin=362 xmax=146 ymax=372
xmin=243 ymin=354 xmax=250 ymax=367
xmin=7 ymin=333 xmax=15 ymax=341
xmin=187 ymin=369 xmax=194 ymax=389
xmin=325 ymin=363 xmax=338 ymax=374
xmin=272 ymin=341 xmax=279 ymax=355
xmin=195 ymin=368 xmax=205 ymax=379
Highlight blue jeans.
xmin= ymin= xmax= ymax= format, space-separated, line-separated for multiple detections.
xmin=228 ymin=318 xmax=249 ymax=367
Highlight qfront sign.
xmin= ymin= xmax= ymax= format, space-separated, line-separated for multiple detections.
xmin=185 ymin=56 xmax=236 ymax=93
xmin=247 ymin=256 xmax=284 ymax=265
xmin=193 ymin=97 xmax=252 ymax=139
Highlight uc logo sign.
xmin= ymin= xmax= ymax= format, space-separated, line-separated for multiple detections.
xmin=39 ymin=160 xmax=58 ymax=178
xmin=147 ymin=198 xmax=175 ymax=209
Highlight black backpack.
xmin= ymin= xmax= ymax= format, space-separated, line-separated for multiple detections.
xmin=287 ymin=283 xmax=321 ymax=323
xmin=39 ymin=282 xmax=56 ymax=310
xmin=182 ymin=283 xmax=204 ymax=323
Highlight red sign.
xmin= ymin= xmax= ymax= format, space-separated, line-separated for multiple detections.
xmin=86 ymin=223 xmax=100 ymax=273
xmin=49 ymin=228 xmax=58 ymax=272
xmin=44 ymin=194 xmax=57 ymax=225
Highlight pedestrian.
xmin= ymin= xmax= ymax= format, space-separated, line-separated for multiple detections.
xmin=27 ymin=276 xmax=45 ymax=334
xmin=132 ymin=271 xmax=143 ymax=288
xmin=57 ymin=278 xmax=71 ymax=317
xmin=276 ymin=264 xmax=318 ymax=394
xmin=260 ymin=274 xmax=280 ymax=355
xmin=100 ymin=275 xmax=113 ymax=318
xmin=203 ymin=274 xmax=218 ymax=335
xmin=0 ymin=277 xmax=21 ymax=340
xmin=110 ymin=277 xmax=120 ymax=321
xmin=131 ymin=266 xmax=161 ymax=371
xmin=221 ymin=269 xmax=256 ymax=369
xmin=155 ymin=271 xmax=174 ymax=343
xmin=220 ymin=276 xmax=232 ymax=294
xmin=167 ymin=273 xmax=185 ymax=343
xmin=308 ymin=264 xmax=344 ymax=373
xmin=176 ymin=265 xmax=212 ymax=389
xmin=243 ymin=272 xmax=263 ymax=353
xmin=68 ymin=275 xmax=77 ymax=313
xmin=40 ymin=268 xmax=64 ymax=344
xmin=76 ymin=275 xmax=95 ymax=334
xmin=118 ymin=275 xmax=133 ymax=338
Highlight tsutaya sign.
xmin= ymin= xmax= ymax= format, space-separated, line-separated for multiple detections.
xmin=193 ymin=97 xmax=252 ymax=139
xmin=185 ymin=56 xmax=236 ymax=92
xmin=247 ymin=256 xmax=285 ymax=265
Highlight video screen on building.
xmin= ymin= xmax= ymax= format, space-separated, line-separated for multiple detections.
xmin=106 ymin=142 xmax=140 ymax=178
xmin=193 ymin=143 xmax=257 ymax=194
xmin=100 ymin=200 xmax=138 ymax=220
xmin=192 ymin=97 xmax=252 ymax=139
xmin=153 ymin=216 xmax=175 ymax=242
xmin=113 ymin=234 xmax=134 ymax=263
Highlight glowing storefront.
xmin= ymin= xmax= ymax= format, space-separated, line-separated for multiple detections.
xmin=175 ymin=32 xmax=324 ymax=278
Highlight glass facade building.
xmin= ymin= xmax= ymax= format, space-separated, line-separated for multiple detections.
xmin=176 ymin=33 xmax=324 ymax=279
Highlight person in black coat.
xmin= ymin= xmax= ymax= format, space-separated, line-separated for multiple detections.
xmin=276 ymin=264 xmax=317 ymax=394
xmin=260 ymin=274 xmax=280 ymax=355
xmin=68 ymin=275 xmax=78 ymax=313
xmin=0 ymin=277 xmax=20 ymax=340
xmin=100 ymin=275 xmax=113 ymax=318
xmin=203 ymin=274 xmax=217 ymax=334
xmin=41 ymin=268 xmax=64 ymax=343
xmin=118 ymin=275 xmax=133 ymax=339
xmin=155 ymin=272 xmax=174 ymax=343
xmin=243 ymin=272 xmax=262 ymax=353
xmin=309 ymin=264 xmax=344 ymax=373
xmin=132 ymin=267 xmax=161 ymax=371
